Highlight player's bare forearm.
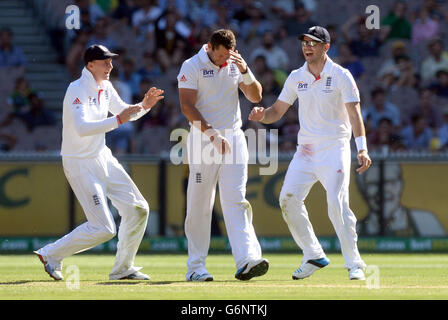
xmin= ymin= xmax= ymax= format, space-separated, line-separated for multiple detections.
xmin=179 ymin=88 xmax=213 ymax=132
xmin=249 ymin=99 xmax=291 ymax=124
xmin=181 ymin=103 xmax=213 ymax=132
xmin=345 ymin=102 xmax=366 ymax=138
xmin=241 ymin=80 xmax=262 ymax=103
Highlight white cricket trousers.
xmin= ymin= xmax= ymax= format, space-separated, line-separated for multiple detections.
xmin=38 ymin=147 xmax=149 ymax=279
xmin=279 ymin=139 xmax=366 ymax=270
xmin=185 ymin=128 xmax=262 ymax=278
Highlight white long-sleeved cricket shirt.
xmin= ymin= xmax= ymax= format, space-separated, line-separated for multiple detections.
xmin=61 ymin=67 xmax=148 ymax=158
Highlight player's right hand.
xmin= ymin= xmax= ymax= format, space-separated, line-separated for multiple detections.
xmin=118 ymin=105 xmax=142 ymax=123
xmin=249 ymin=106 xmax=265 ymax=122
xmin=210 ymin=134 xmax=232 ymax=155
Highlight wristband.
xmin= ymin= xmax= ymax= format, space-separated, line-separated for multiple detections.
xmin=204 ymin=128 xmax=219 ymax=139
xmin=242 ymin=68 xmax=255 ymax=85
xmin=355 ymin=136 xmax=367 ymax=152
xmin=116 ymin=115 xmax=122 ymax=125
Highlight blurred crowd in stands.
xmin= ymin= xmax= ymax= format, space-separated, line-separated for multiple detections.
xmin=1 ymin=0 xmax=448 ymax=156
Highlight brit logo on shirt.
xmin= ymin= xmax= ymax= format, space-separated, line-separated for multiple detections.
xmin=202 ymin=69 xmax=214 ymax=78
xmin=297 ymin=81 xmax=308 ymax=91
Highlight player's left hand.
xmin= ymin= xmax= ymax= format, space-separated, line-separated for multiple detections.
xmin=356 ymin=150 xmax=372 ymax=174
xmin=229 ymin=49 xmax=248 ymax=73
xmin=142 ymin=87 xmax=164 ymax=110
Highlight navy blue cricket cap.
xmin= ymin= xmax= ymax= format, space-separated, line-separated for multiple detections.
xmin=299 ymin=26 xmax=331 ymax=43
xmin=84 ymin=45 xmax=118 ymax=65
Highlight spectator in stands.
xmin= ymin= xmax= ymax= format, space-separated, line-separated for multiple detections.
xmin=377 ymin=40 xmax=409 ymax=89
xmin=119 ymin=57 xmax=142 ymax=97
xmin=0 ymin=27 xmax=27 ymax=73
xmin=259 ymin=69 xmax=281 ymax=97
xmin=401 ymin=113 xmax=433 ymax=150
xmin=132 ymin=0 xmax=163 ymax=41
xmin=363 ymin=87 xmax=401 ymax=130
xmin=325 ymin=24 xmax=339 ymax=59
xmin=187 ymin=26 xmax=212 ymax=56
xmin=418 ymin=0 xmax=448 ymax=22
xmin=336 ymin=43 xmax=364 ymax=80
xmin=112 ymin=0 xmax=139 ymax=26
xmin=159 ymin=0 xmax=189 ymax=18
xmin=166 ymin=98 xmax=187 ymax=130
xmin=341 ymin=15 xmax=383 ymax=58
xmin=411 ymin=6 xmax=440 ymax=45
xmin=0 ymin=132 xmax=17 ymax=151
xmin=429 ymin=69 xmax=448 ymax=98
xmin=410 ymin=87 xmax=442 ymax=129
xmin=421 ymin=38 xmax=448 ymax=83
xmin=6 ymin=77 xmax=36 ymax=116
xmin=137 ymin=50 xmax=163 ymax=82
xmin=231 ymin=0 xmax=253 ymax=24
xmin=381 ymin=0 xmax=412 ymax=40
xmin=18 ymin=93 xmax=56 ymax=132
xmin=188 ymin=0 xmax=219 ymax=29
xmin=394 ymin=55 xmax=419 ymax=89
xmin=239 ymin=1 xmax=273 ymax=43
xmin=106 ymin=67 xmax=135 ymax=154
xmin=280 ymin=106 xmax=299 ymax=146
xmin=86 ymin=17 xmax=118 ymax=50
xmin=283 ymin=2 xmax=316 ymax=37
xmin=66 ymin=27 xmax=92 ymax=79
xmin=154 ymin=9 xmax=188 ymax=71
xmin=75 ymin=0 xmax=106 ymax=25
xmin=250 ymin=30 xmax=290 ymax=72
xmin=270 ymin=0 xmax=295 ymax=19
xmin=135 ymin=79 xmax=167 ymax=133
xmin=367 ymin=117 xmax=404 ymax=153
xmin=437 ymin=107 xmax=448 ymax=149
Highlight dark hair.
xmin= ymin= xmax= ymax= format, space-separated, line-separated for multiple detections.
xmin=209 ymin=29 xmax=236 ymax=50
xmin=371 ymin=87 xmax=385 ymax=98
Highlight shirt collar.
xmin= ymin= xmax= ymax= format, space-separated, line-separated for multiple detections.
xmin=198 ymin=44 xmax=228 ymax=69
xmin=303 ymin=55 xmax=334 ymax=80
xmin=81 ymin=67 xmax=103 ymax=91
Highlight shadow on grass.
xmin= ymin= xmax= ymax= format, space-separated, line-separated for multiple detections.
xmin=96 ymin=280 xmax=185 ymax=286
xmin=0 ymin=280 xmax=56 ymax=285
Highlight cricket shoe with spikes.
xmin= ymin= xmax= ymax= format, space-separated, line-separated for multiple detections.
xmin=292 ymin=257 xmax=330 ymax=280
xmin=348 ymin=267 xmax=366 ymax=280
xmin=187 ymin=272 xmax=214 ymax=282
xmin=34 ymin=250 xmax=63 ymax=281
xmin=235 ymin=258 xmax=269 ymax=281
xmin=119 ymin=271 xmax=150 ymax=280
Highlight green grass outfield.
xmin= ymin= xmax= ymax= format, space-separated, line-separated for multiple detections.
xmin=1 ymin=253 xmax=448 ymax=300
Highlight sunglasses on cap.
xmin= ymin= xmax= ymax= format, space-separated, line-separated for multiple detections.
xmin=301 ymin=40 xmax=322 ymax=47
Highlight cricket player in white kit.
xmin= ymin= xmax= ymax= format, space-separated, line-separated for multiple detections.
xmin=249 ymin=26 xmax=372 ymax=280
xmin=178 ymin=29 xmax=269 ymax=281
xmin=34 ymin=45 xmax=164 ymax=281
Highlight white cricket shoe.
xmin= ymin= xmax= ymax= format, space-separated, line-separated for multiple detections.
xmin=119 ymin=271 xmax=150 ymax=280
xmin=349 ymin=267 xmax=366 ymax=280
xmin=187 ymin=272 xmax=214 ymax=282
xmin=292 ymin=257 xmax=330 ymax=280
xmin=34 ymin=250 xmax=63 ymax=281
